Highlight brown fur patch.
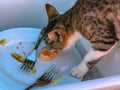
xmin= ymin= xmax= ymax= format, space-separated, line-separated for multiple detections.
xmin=43 ymin=0 xmax=120 ymax=51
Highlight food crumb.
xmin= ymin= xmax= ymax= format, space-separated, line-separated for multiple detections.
xmin=40 ymin=48 xmax=60 ymax=61
xmin=32 ymin=42 xmax=36 ymax=46
xmin=31 ymin=68 xmax=37 ymax=74
xmin=49 ymin=76 xmax=64 ymax=85
xmin=8 ymin=73 xmax=13 ymax=78
xmin=6 ymin=46 xmax=11 ymax=49
xmin=12 ymin=68 xmax=15 ymax=71
xmin=12 ymin=53 xmax=25 ymax=63
xmin=0 ymin=38 xmax=6 ymax=45
xmin=23 ymin=51 xmax=26 ymax=57
xmin=17 ymin=46 xmax=19 ymax=49
xmin=19 ymin=41 xmax=23 ymax=44
xmin=18 ymin=80 xmax=23 ymax=83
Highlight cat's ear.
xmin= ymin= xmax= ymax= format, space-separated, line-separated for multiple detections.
xmin=46 ymin=4 xmax=59 ymax=20
xmin=48 ymin=30 xmax=63 ymax=42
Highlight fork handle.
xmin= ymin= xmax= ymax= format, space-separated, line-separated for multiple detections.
xmin=34 ymin=31 xmax=44 ymax=50
xmin=25 ymin=82 xmax=44 ymax=90
xmin=25 ymin=83 xmax=36 ymax=90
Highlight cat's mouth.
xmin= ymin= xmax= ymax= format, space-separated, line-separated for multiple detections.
xmin=42 ymin=46 xmax=60 ymax=52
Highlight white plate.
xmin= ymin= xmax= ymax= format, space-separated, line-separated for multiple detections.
xmin=0 ymin=28 xmax=82 ymax=90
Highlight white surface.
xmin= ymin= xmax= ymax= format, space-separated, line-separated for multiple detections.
xmin=96 ymin=44 xmax=120 ymax=77
xmin=0 ymin=0 xmax=77 ymax=31
xmin=0 ymin=28 xmax=82 ymax=90
xmin=40 ymin=75 xmax=120 ymax=90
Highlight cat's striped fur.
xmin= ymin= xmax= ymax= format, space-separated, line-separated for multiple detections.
xmin=60 ymin=0 xmax=120 ymax=51
xmin=42 ymin=0 xmax=120 ymax=78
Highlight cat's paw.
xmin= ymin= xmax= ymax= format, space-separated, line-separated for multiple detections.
xmin=71 ymin=66 xmax=85 ymax=78
xmin=71 ymin=64 xmax=88 ymax=79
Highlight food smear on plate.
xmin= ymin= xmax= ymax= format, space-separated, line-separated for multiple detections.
xmin=32 ymin=42 xmax=36 ymax=46
xmin=8 ymin=73 xmax=13 ymax=78
xmin=6 ymin=46 xmax=11 ymax=49
xmin=49 ymin=75 xmax=64 ymax=85
xmin=23 ymin=51 xmax=26 ymax=57
xmin=31 ymin=67 xmax=37 ymax=74
xmin=39 ymin=47 xmax=60 ymax=61
xmin=0 ymin=38 xmax=6 ymax=45
xmin=19 ymin=41 xmax=23 ymax=44
xmin=12 ymin=53 xmax=25 ymax=63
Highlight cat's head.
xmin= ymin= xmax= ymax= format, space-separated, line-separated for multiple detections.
xmin=42 ymin=4 xmax=73 ymax=50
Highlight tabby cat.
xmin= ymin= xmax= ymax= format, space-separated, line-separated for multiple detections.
xmin=42 ymin=0 xmax=120 ymax=78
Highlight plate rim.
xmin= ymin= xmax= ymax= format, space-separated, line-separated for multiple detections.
xmin=0 ymin=27 xmax=82 ymax=90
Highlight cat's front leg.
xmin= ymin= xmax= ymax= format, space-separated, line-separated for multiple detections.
xmin=71 ymin=60 xmax=89 ymax=79
xmin=71 ymin=48 xmax=112 ymax=79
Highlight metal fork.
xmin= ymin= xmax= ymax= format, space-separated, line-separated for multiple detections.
xmin=25 ymin=64 xmax=59 ymax=90
xmin=20 ymin=31 xmax=44 ymax=72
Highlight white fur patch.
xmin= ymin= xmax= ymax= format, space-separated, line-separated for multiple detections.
xmin=64 ymin=31 xmax=82 ymax=50
xmin=71 ymin=43 xmax=116 ymax=78
xmin=71 ymin=61 xmax=88 ymax=78
xmin=84 ymin=43 xmax=116 ymax=62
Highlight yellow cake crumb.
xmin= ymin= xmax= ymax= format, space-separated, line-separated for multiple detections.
xmin=12 ymin=53 xmax=25 ymax=63
xmin=0 ymin=38 xmax=6 ymax=45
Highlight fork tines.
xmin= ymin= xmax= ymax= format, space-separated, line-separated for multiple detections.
xmin=25 ymin=64 xmax=60 ymax=90
xmin=37 ymin=64 xmax=59 ymax=82
xmin=20 ymin=59 xmax=35 ymax=72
